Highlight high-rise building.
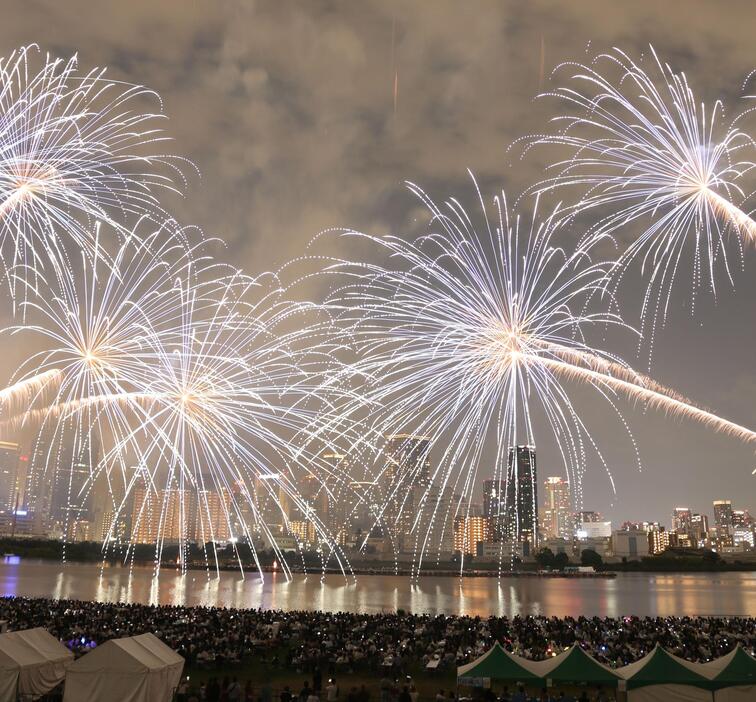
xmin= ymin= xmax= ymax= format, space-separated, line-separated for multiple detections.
xmin=131 ymin=484 xmax=185 ymax=544
xmin=542 ymin=477 xmax=571 ymax=540
xmin=194 ymin=488 xmax=232 ymax=543
xmin=504 ymin=445 xmax=538 ymax=554
xmin=381 ymin=434 xmax=431 ymax=549
xmin=732 ymin=510 xmax=752 ymax=528
xmin=672 ymin=507 xmax=693 ymax=533
xmin=34 ymin=425 xmax=100 ymax=537
xmin=319 ymin=452 xmax=353 ymax=542
xmin=577 ymin=510 xmax=603 ymax=523
xmin=383 ymin=434 xmax=431 ymax=485
xmin=648 ymin=527 xmax=670 ymax=555
xmin=289 ymin=519 xmax=316 ymax=546
xmin=483 ymin=478 xmax=506 ymax=541
xmin=691 ymin=513 xmax=709 ymax=543
xmin=453 ymin=515 xmax=491 ymax=555
xmin=0 ymin=441 xmax=20 ymax=512
xmin=713 ymin=500 xmax=733 ymax=528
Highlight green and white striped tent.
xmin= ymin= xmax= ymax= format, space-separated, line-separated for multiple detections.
xmin=518 ymin=645 xmax=621 ymax=688
xmin=699 ymin=644 xmax=756 ymax=701
xmin=616 ymin=645 xmax=711 ymax=702
xmin=457 ymin=642 xmax=540 ymax=687
xmin=457 ymin=642 xmax=756 ymax=701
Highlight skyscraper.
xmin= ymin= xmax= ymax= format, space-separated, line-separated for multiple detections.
xmin=27 ymin=420 xmax=101 ymax=535
xmin=542 ymin=476 xmax=571 ymax=539
xmin=483 ymin=478 xmax=506 ymax=541
xmin=0 ymin=441 xmax=20 ymax=512
xmin=131 ymin=484 xmax=186 ymax=544
xmin=504 ymin=445 xmax=538 ymax=554
xmin=672 ymin=507 xmax=693 ymax=533
xmin=691 ymin=513 xmax=709 ymax=540
xmin=713 ymin=500 xmax=733 ymax=528
xmin=383 ymin=434 xmax=431 ymax=485
xmin=381 ymin=434 xmax=431 ymax=549
xmin=194 ymin=488 xmax=232 ymax=543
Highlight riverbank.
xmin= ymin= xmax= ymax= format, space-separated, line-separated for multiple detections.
xmin=1 ymin=537 xmax=753 ymax=575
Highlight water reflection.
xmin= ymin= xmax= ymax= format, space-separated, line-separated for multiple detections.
xmin=0 ymin=560 xmax=753 ymax=617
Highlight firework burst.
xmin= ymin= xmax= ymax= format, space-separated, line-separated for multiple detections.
xmin=5 ymin=221 xmax=352 ymax=578
xmin=0 ymin=44 xmax=188 ymax=300
xmin=324 ymin=178 xmax=756 ymax=574
xmin=520 ymin=46 xmax=756 ymax=341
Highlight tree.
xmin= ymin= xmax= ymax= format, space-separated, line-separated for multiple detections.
xmin=536 ymin=547 xmax=555 ymax=569
xmin=553 ymin=551 xmax=570 ymax=571
xmin=581 ymin=548 xmax=603 ymax=569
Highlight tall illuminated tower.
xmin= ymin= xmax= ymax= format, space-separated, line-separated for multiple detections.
xmin=505 ymin=445 xmax=538 ymax=554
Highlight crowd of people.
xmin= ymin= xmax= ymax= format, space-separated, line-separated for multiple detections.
xmin=0 ymin=595 xmax=753 ymax=675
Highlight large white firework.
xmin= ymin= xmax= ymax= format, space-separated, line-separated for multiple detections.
xmin=5 ymin=221 xmax=353 ymax=578
xmin=0 ymin=44 xmax=187 ymax=299
xmin=521 ymin=46 xmax=756 ymax=337
xmin=325 ymin=179 xmax=756 ymax=574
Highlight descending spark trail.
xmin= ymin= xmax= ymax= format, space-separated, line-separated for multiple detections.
xmin=6 ymin=220 xmax=354 ymax=578
xmin=0 ymin=45 xmax=189 ymax=299
xmin=324 ymin=177 xmax=756 ymax=574
xmin=520 ymin=45 xmax=756 ymax=337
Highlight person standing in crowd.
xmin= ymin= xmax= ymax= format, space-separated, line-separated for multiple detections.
xmin=326 ymin=678 xmax=339 ymax=702
xmin=227 ymin=677 xmax=242 ymax=702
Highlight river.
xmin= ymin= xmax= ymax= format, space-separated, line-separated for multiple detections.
xmin=0 ymin=559 xmax=753 ymax=617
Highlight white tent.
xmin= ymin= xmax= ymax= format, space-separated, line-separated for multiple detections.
xmin=63 ymin=633 xmax=184 ymax=702
xmin=0 ymin=627 xmax=73 ymax=702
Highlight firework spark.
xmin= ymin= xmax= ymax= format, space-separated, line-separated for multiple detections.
xmin=520 ymin=45 xmax=756 ymax=335
xmin=324 ymin=178 xmax=756 ymax=574
xmin=0 ymin=45 xmax=188 ymax=299
xmin=6 ymin=221 xmax=352 ymax=577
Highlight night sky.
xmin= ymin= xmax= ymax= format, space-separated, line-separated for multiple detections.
xmin=2 ymin=0 xmax=756 ymax=526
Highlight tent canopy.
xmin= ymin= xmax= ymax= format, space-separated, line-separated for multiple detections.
xmin=457 ymin=642 xmax=756 ymax=696
xmin=63 ymin=633 xmax=184 ymax=702
xmin=700 ymin=645 xmax=756 ymax=687
xmin=0 ymin=627 xmax=72 ymax=702
xmin=618 ymin=645 xmax=710 ymax=690
xmin=518 ymin=645 xmax=621 ymax=687
xmin=457 ymin=643 xmax=541 ymax=683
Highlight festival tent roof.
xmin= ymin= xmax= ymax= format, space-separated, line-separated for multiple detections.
xmin=63 ymin=632 xmax=184 ymax=702
xmin=617 ymin=645 xmax=711 ymax=689
xmin=0 ymin=627 xmax=73 ymax=702
xmin=457 ymin=642 xmax=541 ymax=683
xmin=699 ymin=645 xmax=756 ymax=685
xmin=616 ymin=645 xmax=712 ymax=702
xmin=517 ymin=645 xmax=621 ymax=687
xmin=699 ymin=645 xmax=756 ymax=701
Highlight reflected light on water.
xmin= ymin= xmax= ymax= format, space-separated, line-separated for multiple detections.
xmin=0 ymin=561 xmax=753 ymax=617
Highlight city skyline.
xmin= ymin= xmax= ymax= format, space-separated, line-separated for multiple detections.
xmin=3 ymin=432 xmax=752 ymax=567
